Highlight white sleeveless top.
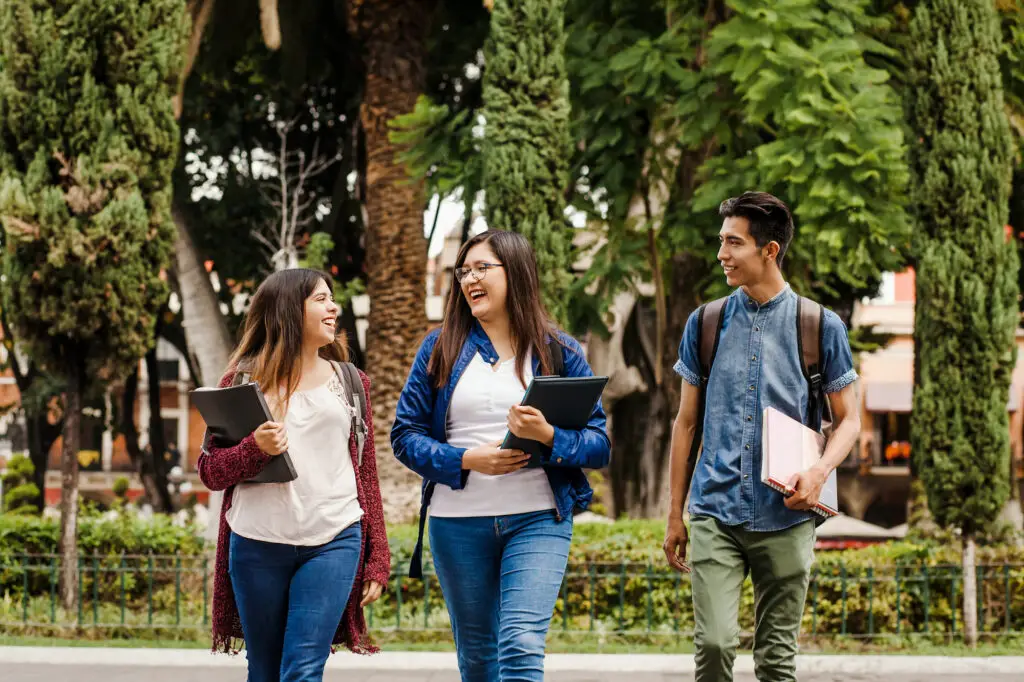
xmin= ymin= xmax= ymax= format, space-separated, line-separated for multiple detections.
xmin=430 ymin=350 xmax=556 ymax=517
xmin=227 ymin=372 xmax=363 ymax=545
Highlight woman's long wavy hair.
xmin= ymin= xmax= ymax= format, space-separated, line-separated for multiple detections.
xmin=227 ymin=268 xmax=348 ymax=417
xmin=427 ymin=230 xmax=562 ymax=388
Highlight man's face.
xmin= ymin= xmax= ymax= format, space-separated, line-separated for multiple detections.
xmin=717 ymin=216 xmax=776 ymax=288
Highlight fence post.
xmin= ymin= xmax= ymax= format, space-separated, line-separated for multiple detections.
xmin=977 ymin=565 xmax=984 ymax=635
xmin=895 ymin=565 xmax=902 ymax=635
xmin=92 ymin=556 xmax=99 ymax=625
xmin=673 ymin=571 xmax=681 ymax=634
xmin=423 ymin=573 xmax=430 ymax=630
xmin=147 ymin=556 xmax=154 ymax=626
xmin=645 ymin=563 xmax=653 ymax=633
xmin=175 ymin=555 xmax=181 ymax=626
xmin=588 ymin=565 xmax=596 ymax=632
xmin=840 ymin=564 xmax=848 ymax=636
xmin=1004 ymin=564 xmax=1011 ymax=634
xmin=867 ymin=566 xmax=874 ymax=638
xmin=922 ymin=564 xmax=930 ymax=634
xmin=396 ymin=572 xmax=403 ymax=631
xmin=48 ymin=557 xmax=57 ymax=622
xmin=77 ymin=556 xmax=83 ymax=626
xmin=203 ymin=556 xmax=209 ymax=627
xmin=120 ymin=556 xmax=126 ymax=626
xmin=21 ymin=555 xmax=29 ymax=623
xmin=811 ymin=569 xmax=819 ymax=639
xmin=951 ymin=570 xmax=958 ymax=635
xmin=618 ymin=560 xmax=626 ymax=632
xmin=561 ymin=572 xmax=569 ymax=632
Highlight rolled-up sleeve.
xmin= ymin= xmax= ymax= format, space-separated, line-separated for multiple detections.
xmin=673 ymin=309 xmax=702 ymax=387
xmin=822 ymin=310 xmax=858 ymax=394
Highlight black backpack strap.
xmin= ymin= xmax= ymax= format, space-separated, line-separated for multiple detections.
xmin=796 ymin=296 xmax=829 ymax=431
xmin=410 ymin=481 xmax=433 ymax=580
xmin=331 ymin=361 xmax=369 ymax=467
xmin=689 ymin=298 xmax=727 ymax=466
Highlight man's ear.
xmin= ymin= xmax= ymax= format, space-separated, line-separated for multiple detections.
xmin=763 ymin=240 xmax=781 ymax=264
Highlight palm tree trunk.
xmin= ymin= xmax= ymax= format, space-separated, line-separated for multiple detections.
xmin=172 ymin=201 xmax=233 ymax=388
xmin=349 ymin=0 xmax=439 ymax=521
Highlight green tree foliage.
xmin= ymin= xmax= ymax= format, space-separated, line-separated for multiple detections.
xmin=481 ymin=0 xmax=574 ymax=323
xmin=0 ymin=0 xmax=188 ymax=608
xmin=0 ymin=0 xmax=186 ymax=381
xmin=571 ymin=0 xmax=909 ymax=311
xmin=907 ymin=0 xmax=1017 ymax=537
xmin=906 ymin=0 xmax=1018 ymax=645
xmin=392 ymin=0 xmax=912 ymax=514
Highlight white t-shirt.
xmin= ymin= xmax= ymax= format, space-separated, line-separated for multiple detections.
xmin=430 ymin=350 xmax=557 ymax=517
xmin=227 ymin=372 xmax=363 ymax=545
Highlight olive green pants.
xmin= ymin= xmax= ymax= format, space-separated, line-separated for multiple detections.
xmin=689 ymin=516 xmax=815 ymax=682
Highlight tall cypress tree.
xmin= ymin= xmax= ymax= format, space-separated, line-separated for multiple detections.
xmin=481 ymin=0 xmax=573 ymax=323
xmin=0 ymin=1 xmax=187 ymax=610
xmin=907 ymin=0 xmax=1017 ymax=647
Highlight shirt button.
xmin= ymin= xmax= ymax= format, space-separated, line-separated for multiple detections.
xmin=749 ymin=385 xmax=755 ymax=391
xmin=747 ymin=416 xmax=752 ymax=421
xmin=744 ymin=475 xmax=750 ymax=480
xmin=755 ymin=327 xmax=760 ymax=332
xmin=751 ymin=355 xmax=756 ymax=361
xmin=745 ymin=444 xmax=750 ymax=450
xmin=557 ymin=457 xmax=563 ymax=463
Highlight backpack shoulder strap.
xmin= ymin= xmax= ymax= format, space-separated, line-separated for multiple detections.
xmin=796 ymin=296 xmax=824 ymax=394
xmin=332 ymin=361 xmax=369 ymax=466
xmin=796 ymin=296 xmax=829 ymax=430
xmin=688 ymin=296 xmax=728 ymax=468
xmin=547 ymin=337 xmax=565 ymax=377
xmin=697 ymin=297 xmax=728 ymax=381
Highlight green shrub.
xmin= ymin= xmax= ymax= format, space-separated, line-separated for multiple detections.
xmin=3 ymin=516 xmax=1023 ymax=641
xmin=2 ymin=454 xmax=40 ymax=515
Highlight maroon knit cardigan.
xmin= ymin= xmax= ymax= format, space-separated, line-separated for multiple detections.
xmin=198 ymin=367 xmax=391 ymax=655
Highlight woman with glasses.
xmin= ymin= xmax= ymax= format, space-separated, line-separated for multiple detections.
xmin=391 ymin=230 xmax=610 ymax=682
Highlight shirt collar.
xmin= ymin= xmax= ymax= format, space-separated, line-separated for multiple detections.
xmin=736 ymin=283 xmax=792 ymax=310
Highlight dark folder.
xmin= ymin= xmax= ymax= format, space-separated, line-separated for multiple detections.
xmin=191 ymin=383 xmax=297 ymax=484
xmin=501 ymin=375 xmax=609 ymax=468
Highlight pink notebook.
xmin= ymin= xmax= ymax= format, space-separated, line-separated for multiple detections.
xmin=760 ymin=406 xmax=838 ymax=518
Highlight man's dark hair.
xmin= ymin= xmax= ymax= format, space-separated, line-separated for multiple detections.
xmin=719 ymin=191 xmax=794 ymax=267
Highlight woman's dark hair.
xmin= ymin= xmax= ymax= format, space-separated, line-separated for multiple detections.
xmin=428 ymin=230 xmax=561 ymax=388
xmin=719 ymin=191 xmax=795 ymax=267
xmin=228 ymin=268 xmax=348 ymax=415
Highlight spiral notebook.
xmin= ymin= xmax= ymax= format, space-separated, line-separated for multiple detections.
xmin=760 ymin=406 xmax=838 ymax=518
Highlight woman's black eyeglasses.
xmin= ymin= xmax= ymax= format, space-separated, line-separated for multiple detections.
xmin=455 ymin=262 xmax=504 ymax=283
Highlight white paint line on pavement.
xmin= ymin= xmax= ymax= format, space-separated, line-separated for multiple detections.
xmin=1 ymin=646 xmax=1022 ymax=675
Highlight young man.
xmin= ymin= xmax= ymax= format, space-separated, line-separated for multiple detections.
xmin=662 ymin=192 xmax=860 ymax=682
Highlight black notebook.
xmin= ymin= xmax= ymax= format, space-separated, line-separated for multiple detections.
xmin=501 ymin=375 xmax=609 ymax=468
xmin=191 ymin=383 xmax=297 ymax=484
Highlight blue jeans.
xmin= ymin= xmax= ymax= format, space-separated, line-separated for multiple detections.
xmin=229 ymin=523 xmax=362 ymax=682
xmin=429 ymin=510 xmax=573 ymax=682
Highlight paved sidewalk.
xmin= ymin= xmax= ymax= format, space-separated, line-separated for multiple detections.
xmin=0 ymin=663 xmax=1012 ymax=682
xmin=0 ymin=646 xmax=1021 ymax=680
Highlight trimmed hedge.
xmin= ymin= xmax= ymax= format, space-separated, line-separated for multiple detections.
xmin=2 ymin=514 xmax=1023 ymax=640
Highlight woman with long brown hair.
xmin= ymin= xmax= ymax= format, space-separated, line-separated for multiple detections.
xmin=199 ymin=268 xmax=390 ymax=681
xmin=392 ymin=230 xmax=610 ymax=681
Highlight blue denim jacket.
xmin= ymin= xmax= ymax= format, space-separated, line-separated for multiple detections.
xmin=392 ymin=323 xmax=611 ymax=523
xmin=674 ymin=285 xmax=857 ymax=532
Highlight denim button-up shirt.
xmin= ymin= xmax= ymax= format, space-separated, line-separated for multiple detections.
xmin=674 ymin=285 xmax=857 ymax=532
